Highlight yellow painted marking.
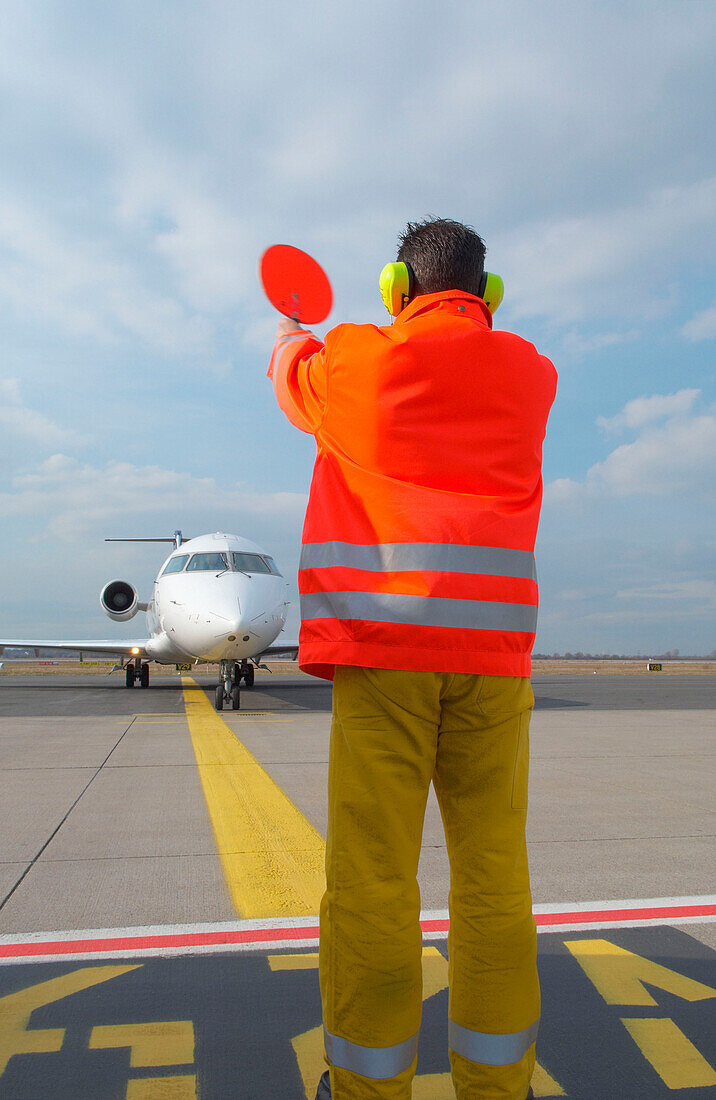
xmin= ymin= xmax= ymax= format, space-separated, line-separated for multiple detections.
xmin=422 ymin=944 xmax=449 ymax=999
xmin=621 ymin=1017 xmax=716 ymax=1089
xmin=272 ymin=947 xmax=565 ymax=1097
xmin=531 ymin=1061 xmax=567 ymax=1096
xmin=89 ymin=1020 xmax=194 ymax=1067
xmin=0 ymin=965 xmax=140 ymax=1076
xmin=269 ymin=953 xmax=321 ymax=971
xmin=565 ymin=938 xmax=716 ymax=1005
xmin=182 ymin=675 xmax=325 ymax=917
xmin=291 ymin=1022 xmax=325 ymax=1100
xmin=411 ymin=1073 xmax=455 ymax=1098
xmin=126 ymin=1076 xmax=197 ymax=1099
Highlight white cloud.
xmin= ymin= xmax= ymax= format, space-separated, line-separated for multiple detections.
xmin=682 ymin=302 xmax=716 ymax=341
xmin=0 ymin=191 xmax=213 ymax=354
xmin=587 ymin=408 xmax=715 ymax=498
xmin=559 ymin=329 xmax=638 ymax=360
xmin=497 ymin=177 xmax=716 ymax=325
xmin=545 ymin=392 xmax=716 ymax=503
xmin=616 ymin=579 xmax=716 ymax=608
xmin=0 ymin=454 xmax=307 ymax=541
xmin=596 ymin=388 xmax=700 ymax=434
xmin=115 ymin=160 xmax=262 ymax=314
xmin=0 ymin=376 xmax=76 ymax=446
xmin=543 ymin=478 xmax=581 ymax=506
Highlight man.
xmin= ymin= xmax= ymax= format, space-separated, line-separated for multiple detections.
xmin=267 ymin=218 xmax=557 ymax=1100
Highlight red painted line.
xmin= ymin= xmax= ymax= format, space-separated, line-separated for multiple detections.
xmin=1 ymin=902 xmax=714 ymax=960
xmin=534 ymin=903 xmax=716 ymax=928
xmin=0 ymin=923 xmax=320 ymax=959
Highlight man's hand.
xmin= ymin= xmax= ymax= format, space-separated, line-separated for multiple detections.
xmin=277 ymin=317 xmax=304 ymax=338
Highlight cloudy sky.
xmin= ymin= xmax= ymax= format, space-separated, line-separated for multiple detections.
xmin=2 ymin=0 xmax=714 ymax=655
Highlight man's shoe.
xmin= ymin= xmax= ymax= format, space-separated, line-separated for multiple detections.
xmin=315 ymin=1070 xmax=331 ymax=1099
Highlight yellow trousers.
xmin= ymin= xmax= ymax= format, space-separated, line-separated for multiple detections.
xmin=319 ymin=667 xmax=539 ymax=1100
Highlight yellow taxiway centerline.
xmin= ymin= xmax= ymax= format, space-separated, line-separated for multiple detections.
xmin=181 ymin=676 xmax=326 ymax=917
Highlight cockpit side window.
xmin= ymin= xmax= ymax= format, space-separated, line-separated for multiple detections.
xmin=161 ymin=554 xmax=189 ymax=575
xmin=263 ymin=556 xmax=283 ymax=576
xmin=231 ymin=552 xmax=271 ymax=574
xmin=186 ymin=553 xmax=229 ymax=571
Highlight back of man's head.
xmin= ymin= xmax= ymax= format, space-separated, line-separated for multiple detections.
xmin=397 ymin=218 xmax=486 ymax=298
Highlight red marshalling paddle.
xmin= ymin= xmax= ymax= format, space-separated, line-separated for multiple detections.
xmin=260 ymin=244 xmax=333 ymax=324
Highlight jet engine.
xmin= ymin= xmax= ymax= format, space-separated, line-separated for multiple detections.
xmin=100 ymin=580 xmax=139 ymax=622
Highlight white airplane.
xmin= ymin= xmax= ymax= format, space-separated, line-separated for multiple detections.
xmin=0 ymin=531 xmax=297 ymax=710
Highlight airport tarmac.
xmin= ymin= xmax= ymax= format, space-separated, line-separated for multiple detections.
xmin=0 ymin=671 xmax=714 ymax=1098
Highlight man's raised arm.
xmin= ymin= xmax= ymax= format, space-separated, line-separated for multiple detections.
xmin=267 ymin=317 xmax=327 ymax=434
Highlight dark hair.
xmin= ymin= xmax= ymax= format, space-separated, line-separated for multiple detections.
xmin=397 ymin=217 xmax=486 ymax=297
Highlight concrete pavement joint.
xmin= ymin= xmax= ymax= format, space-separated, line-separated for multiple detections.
xmin=0 ymin=716 xmax=138 ymax=913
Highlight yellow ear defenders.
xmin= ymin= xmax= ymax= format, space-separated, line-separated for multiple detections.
xmin=379 ymin=262 xmax=504 ymax=316
xmin=379 ymin=261 xmax=414 ymax=317
xmin=478 ymin=270 xmax=504 ymax=314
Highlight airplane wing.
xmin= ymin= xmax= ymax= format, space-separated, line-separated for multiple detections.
xmin=0 ymin=639 xmax=148 ymax=658
xmin=257 ymin=641 xmax=299 ymax=660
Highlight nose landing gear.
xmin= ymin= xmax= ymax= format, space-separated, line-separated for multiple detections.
xmin=125 ymin=658 xmax=149 ymax=688
xmin=215 ymin=660 xmax=241 ymax=710
xmin=213 ymin=659 xmax=259 ymax=709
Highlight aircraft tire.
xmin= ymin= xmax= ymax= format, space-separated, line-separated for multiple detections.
xmin=231 ymin=685 xmax=241 ymax=710
xmin=214 ymin=685 xmax=224 ymax=711
xmin=126 ymin=667 xmax=135 ymax=688
xmin=140 ymin=664 xmax=149 ymax=688
xmin=244 ymin=665 xmax=255 ymax=688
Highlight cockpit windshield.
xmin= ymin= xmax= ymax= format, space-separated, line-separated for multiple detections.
xmin=186 ymin=553 xmax=229 ymax=572
xmin=160 ymin=551 xmax=282 ymax=576
xmin=231 ymin=553 xmax=271 ymax=574
xmin=161 ymin=554 xmax=189 ymax=575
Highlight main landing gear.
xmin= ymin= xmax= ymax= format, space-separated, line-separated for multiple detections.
xmin=213 ymin=660 xmax=256 ymax=710
xmin=125 ymin=658 xmax=149 ymax=688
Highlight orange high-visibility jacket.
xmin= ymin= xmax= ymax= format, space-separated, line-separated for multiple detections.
xmin=268 ymin=291 xmax=557 ymax=680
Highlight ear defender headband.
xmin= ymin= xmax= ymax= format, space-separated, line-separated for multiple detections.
xmin=379 ymin=262 xmax=504 ymax=316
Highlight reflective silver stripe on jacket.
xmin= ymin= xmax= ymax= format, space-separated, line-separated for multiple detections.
xmin=324 ymin=1026 xmax=418 ymax=1079
xmin=300 ymin=591 xmax=537 ymax=633
xmin=448 ymin=1018 xmax=539 ymax=1066
xmin=300 ymin=541 xmax=536 ymax=581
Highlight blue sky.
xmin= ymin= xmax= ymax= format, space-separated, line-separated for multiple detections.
xmin=1 ymin=0 xmax=714 ymax=654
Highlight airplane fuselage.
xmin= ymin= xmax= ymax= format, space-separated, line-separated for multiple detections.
xmin=143 ymin=533 xmax=288 ymax=665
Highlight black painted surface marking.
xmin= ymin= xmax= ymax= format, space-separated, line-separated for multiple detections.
xmin=0 ymin=927 xmax=714 ymax=1098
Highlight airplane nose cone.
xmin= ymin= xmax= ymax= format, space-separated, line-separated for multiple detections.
xmin=226 ymin=618 xmax=249 ymax=640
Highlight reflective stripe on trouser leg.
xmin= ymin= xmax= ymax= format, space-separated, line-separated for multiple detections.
xmin=324 ymin=1027 xmax=419 ymax=1079
xmin=448 ymin=1018 xmax=539 ymax=1065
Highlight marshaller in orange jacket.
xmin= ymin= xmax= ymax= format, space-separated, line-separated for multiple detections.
xmin=269 ymin=290 xmax=557 ymax=682
xmin=268 ymin=289 xmax=557 ymax=1100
